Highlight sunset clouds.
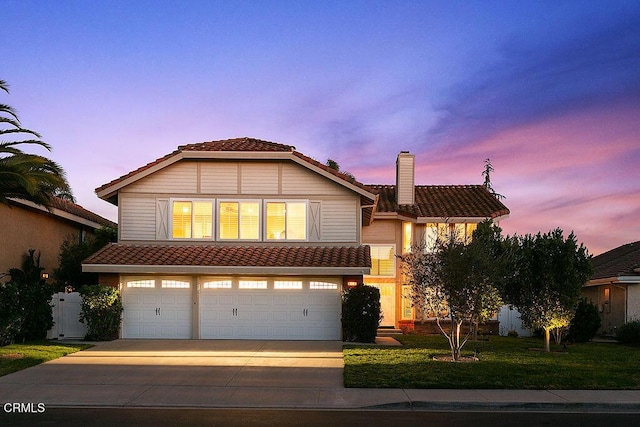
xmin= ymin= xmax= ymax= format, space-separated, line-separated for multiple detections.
xmin=3 ymin=1 xmax=639 ymax=254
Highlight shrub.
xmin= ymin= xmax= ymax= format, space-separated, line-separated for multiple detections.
xmin=79 ymin=285 xmax=123 ymax=341
xmin=3 ymin=250 xmax=54 ymax=343
xmin=342 ymin=284 xmax=381 ymax=343
xmin=568 ymin=298 xmax=601 ymax=342
xmin=0 ymin=281 xmax=23 ymax=346
xmin=617 ymin=320 xmax=640 ymax=345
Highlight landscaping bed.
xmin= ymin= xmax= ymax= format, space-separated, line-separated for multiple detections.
xmin=343 ymin=335 xmax=640 ymax=389
xmin=0 ymin=341 xmax=91 ymax=377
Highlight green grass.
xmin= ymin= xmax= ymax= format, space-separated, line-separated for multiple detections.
xmin=344 ymin=335 xmax=640 ymax=389
xmin=0 ymin=341 xmax=91 ymax=377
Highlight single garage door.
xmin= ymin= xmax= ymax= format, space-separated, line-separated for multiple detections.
xmin=200 ymin=278 xmax=341 ymax=340
xmin=122 ymin=278 xmax=192 ymax=339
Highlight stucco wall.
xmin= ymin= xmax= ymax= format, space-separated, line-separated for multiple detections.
xmin=0 ymin=202 xmax=90 ymax=281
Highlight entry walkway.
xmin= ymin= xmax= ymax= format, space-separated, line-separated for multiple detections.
xmin=0 ymin=340 xmax=639 ymax=411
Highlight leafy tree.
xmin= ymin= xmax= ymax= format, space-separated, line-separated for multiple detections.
xmin=54 ymin=226 xmax=117 ymax=291
xmin=0 ymin=79 xmax=72 ymax=205
xmin=325 ymin=158 xmax=356 ymax=181
xmin=399 ymin=220 xmax=504 ymax=361
xmin=502 ymin=229 xmax=593 ymax=352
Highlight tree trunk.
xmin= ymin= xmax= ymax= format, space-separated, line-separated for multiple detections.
xmin=544 ymin=327 xmax=551 ymax=352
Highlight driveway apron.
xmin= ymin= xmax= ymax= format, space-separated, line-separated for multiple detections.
xmin=0 ymin=340 xmax=345 ymax=408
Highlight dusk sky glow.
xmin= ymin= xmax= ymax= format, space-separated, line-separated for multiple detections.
xmin=3 ymin=1 xmax=639 ymax=255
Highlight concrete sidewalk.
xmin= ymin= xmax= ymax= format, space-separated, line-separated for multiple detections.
xmin=1 ymin=339 xmax=639 ymax=412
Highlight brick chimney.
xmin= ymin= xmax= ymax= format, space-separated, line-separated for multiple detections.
xmin=396 ymin=151 xmax=415 ymax=205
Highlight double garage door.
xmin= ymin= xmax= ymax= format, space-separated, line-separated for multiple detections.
xmin=122 ymin=277 xmax=341 ymax=340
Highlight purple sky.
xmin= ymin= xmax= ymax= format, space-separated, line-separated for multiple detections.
xmin=3 ymin=1 xmax=639 ymax=255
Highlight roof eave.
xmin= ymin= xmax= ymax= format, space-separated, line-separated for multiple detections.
xmin=82 ymin=264 xmax=370 ymax=276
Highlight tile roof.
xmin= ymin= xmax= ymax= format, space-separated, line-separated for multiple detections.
xmin=11 ymin=196 xmax=116 ymax=229
xmin=84 ymin=243 xmax=371 ymax=269
xmin=591 ymin=241 xmax=640 ymax=280
xmin=369 ymin=184 xmax=510 ymax=219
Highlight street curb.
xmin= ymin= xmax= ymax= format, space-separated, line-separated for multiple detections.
xmin=366 ymin=401 xmax=640 ymax=413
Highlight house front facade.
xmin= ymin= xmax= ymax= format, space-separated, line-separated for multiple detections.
xmin=83 ymin=138 xmax=509 ymax=340
xmin=83 ymin=138 xmax=375 ymax=340
xmin=583 ymin=241 xmax=640 ymax=335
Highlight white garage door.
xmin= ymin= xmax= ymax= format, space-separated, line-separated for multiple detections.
xmin=200 ymin=278 xmax=341 ymax=340
xmin=122 ymin=278 xmax=192 ymax=339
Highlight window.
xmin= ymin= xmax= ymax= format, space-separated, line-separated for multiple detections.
xmin=266 ymin=201 xmax=307 ymax=240
xmin=310 ymin=281 xmax=338 ymax=290
xmin=369 ymin=245 xmax=395 ymax=277
xmin=403 ymin=221 xmax=413 ymax=253
xmin=172 ymin=200 xmax=213 ymax=239
xmin=161 ymin=280 xmax=190 ymax=289
xmin=219 ymin=201 xmax=260 ymax=240
xmin=402 ymin=285 xmax=412 ymax=319
xmin=127 ymin=280 xmax=155 ymax=288
xmin=274 ymin=280 xmax=303 ymax=289
xmin=203 ymin=280 xmax=232 ymax=289
xmin=239 ymin=280 xmax=267 ymax=289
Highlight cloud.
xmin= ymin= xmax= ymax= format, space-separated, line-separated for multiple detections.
xmin=428 ymin=13 xmax=640 ymax=148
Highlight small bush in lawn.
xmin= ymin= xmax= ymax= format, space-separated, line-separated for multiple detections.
xmin=568 ymin=298 xmax=601 ymax=342
xmin=342 ymin=284 xmax=381 ymax=343
xmin=0 ymin=281 xmax=23 ymax=346
xmin=79 ymin=285 xmax=123 ymax=341
xmin=617 ymin=320 xmax=640 ymax=345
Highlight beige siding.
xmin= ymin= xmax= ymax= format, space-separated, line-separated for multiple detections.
xmin=200 ymin=162 xmax=238 ymax=194
xmin=240 ymin=163 xmax=279 ymax=194
xmin=120 ymin=196 xmax=156 ymax=241
xmin=396 ymin=153 xmax=415 ymax=205
xmin=320 ymin=199 xmax=357 ymax=242
xmin=123 ymin=162 xmax=198 ymax=194
xmin=628 ymin=285 xmax=640 ymax=323
xmin=362 ymin=219 xmax=398 ymax=244
xmin=281 ymin=163 xmax=351 ymax=196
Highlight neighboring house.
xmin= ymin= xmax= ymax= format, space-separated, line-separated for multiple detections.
xmin=362 ymin=152 xmax=510 ymax=333
xmin=583 ymin=241 xmax=640 ymax=335
xmin=0 ymin=196 xmax=116 ymax=281
xmin=82 ymin=138 xmax=509 ymax=340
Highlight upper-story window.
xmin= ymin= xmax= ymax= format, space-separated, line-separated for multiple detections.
xmin=266 ymin=201 xmax=307 ymax=240
xmin=369 ymin=244 xmax=395 ymax=277
xmin=219 ymin=201 xmax=260 ymax=240
xmin=172 ymin=200 xmax=214 ymax=239
xmin=423 ymin=222 xmax=479 ymax=252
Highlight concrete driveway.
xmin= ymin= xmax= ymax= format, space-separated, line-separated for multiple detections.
xmin=0 ymin=340 xmax=350 ymax=408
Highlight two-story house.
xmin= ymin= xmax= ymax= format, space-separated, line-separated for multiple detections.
xmin=83 ymin=138 xmax=375 ymax=340
xmin=83 ymin=139 xmax=509 ymax=340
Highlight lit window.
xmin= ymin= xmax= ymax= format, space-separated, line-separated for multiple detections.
xmin=402 ymin=285 xmax=412 ymax=319
xmin=266 ymin=202 xmax=306 ymax=240
xmin=466 ymin=223 xmax=477 ymax=242
xmin=127 ymin=280 xmax=155 ymax=288
xmin=239 ymin=280 xmax=267 ymax=289
xmin=172 ymin=201 xmax=213 ymax=239
xmin=274 ymin=281 xmax=303 ymax=289
xmin=310 ymin=281 xmax=338 ymax=290
xmin=219 ymin=201 xmax=260 ymax=240
xmin=424 ymin=223 xmax=438 ymax=253
xmin=203 ymin=280 xmax=232 ymax=289
xmin=369 ymin=245 xmax=395 ymax=277
xmin=403 ymin=222 xmax=413 ymax=253
xmin=161 ymin=280 xmax=190 ymax=288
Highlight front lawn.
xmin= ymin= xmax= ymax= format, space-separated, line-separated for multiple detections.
xmin=344 ymin=335 xmax=640 ymax=389
xmin=0 ymin=341 xmax=91 ymax=377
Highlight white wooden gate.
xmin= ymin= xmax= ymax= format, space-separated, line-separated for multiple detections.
xmin=47 ymin=292 xmax=87 ymax=340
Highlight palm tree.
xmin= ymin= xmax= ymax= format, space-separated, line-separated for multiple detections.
xmin=0 ymin=79 xmax=73 ymax=206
